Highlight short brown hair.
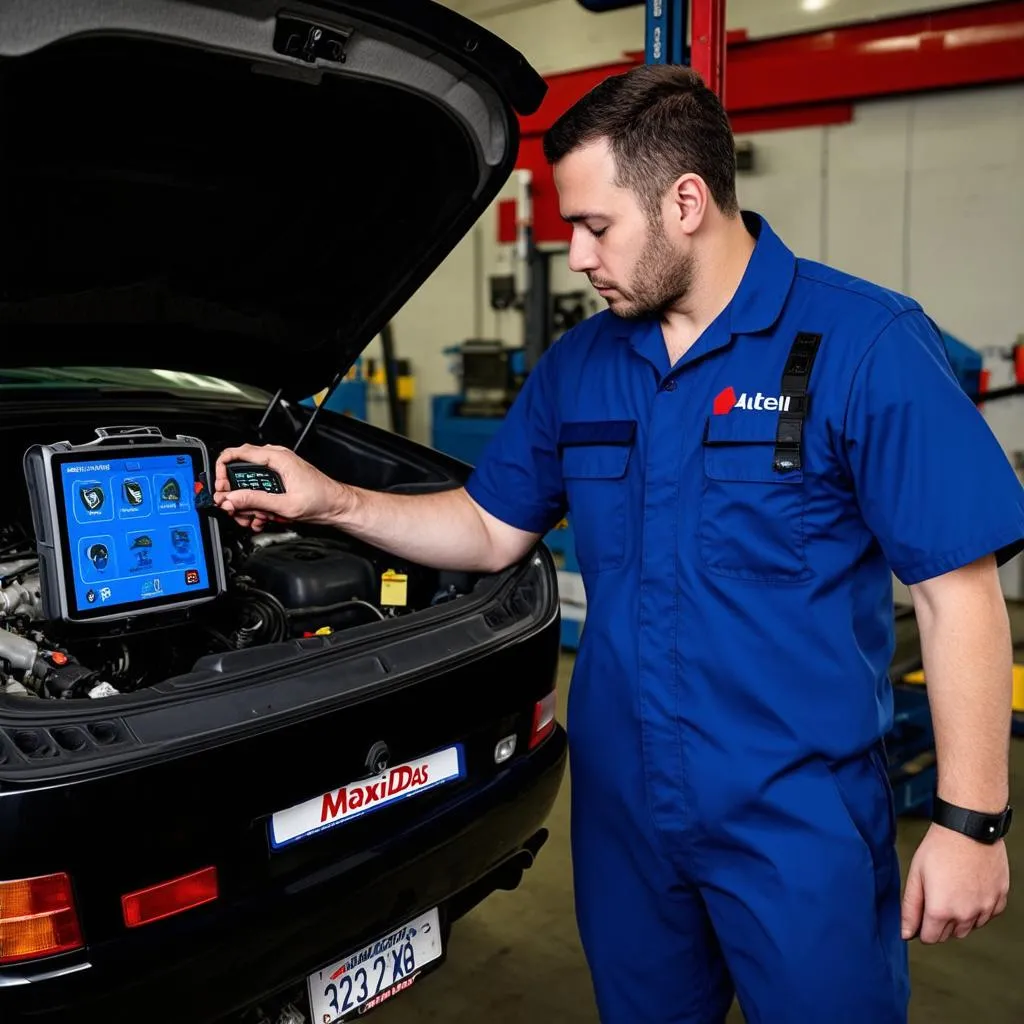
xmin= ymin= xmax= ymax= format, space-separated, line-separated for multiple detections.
xmin=542 ymin=64 xmax=739 ymax=219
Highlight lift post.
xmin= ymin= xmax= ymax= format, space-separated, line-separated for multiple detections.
xmin=645 ymin=0 xmax=726 ymax=98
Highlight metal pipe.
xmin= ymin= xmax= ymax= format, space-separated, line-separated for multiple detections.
xmin=1 ymin=577 xmax=39 ymax=618
xmin=0 ymin=627 xmax=39 ymax=674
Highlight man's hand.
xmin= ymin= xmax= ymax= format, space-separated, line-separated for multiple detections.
xmin=903 ymin=554 xmax=1014 ymax=943
xmin=214 ymin=443 xmax=350 ymax=532
xmin=901 ymin=822 xmax=1010 ymax=943
xmin=212 ymin=442 xmax=539 ymax=573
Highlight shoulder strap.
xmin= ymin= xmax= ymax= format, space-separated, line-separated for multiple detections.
xmin=773 ymin=331 xmax=822 ymax=473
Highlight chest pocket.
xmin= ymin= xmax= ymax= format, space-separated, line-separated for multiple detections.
xmin=699 ymin=412 xmax=811 ymax=583
xmin=560 ymin=420 xmax=636 ymax=574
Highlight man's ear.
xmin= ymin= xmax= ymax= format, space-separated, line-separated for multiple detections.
xmin=668 ymin=173 xmax=710 ymax=237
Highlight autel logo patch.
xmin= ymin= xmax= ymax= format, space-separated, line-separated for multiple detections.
xmin=713 ymin=386 xmax=792 ymax=415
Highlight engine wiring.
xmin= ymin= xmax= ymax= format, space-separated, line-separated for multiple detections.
xmin=0 ymin=471 xmax=471 ymax=699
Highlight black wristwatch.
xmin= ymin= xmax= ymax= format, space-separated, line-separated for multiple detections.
xmin=932 ymin=795 xmax=1013 ymax=845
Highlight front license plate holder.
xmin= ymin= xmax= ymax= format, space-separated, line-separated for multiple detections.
xmin=307 ymin=907 xmax=444 ymax=1022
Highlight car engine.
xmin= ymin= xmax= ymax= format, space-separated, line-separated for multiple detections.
xmin=0 ymin=519 xmax=469 ymax=702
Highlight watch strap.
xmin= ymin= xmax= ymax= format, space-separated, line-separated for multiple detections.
xmin=932 ymin=795 xmax=1012 ymax=844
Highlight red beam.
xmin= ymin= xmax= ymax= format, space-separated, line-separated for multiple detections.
xmin=510 ymin=1 xmax=1024 ymax=243
xmin=726 ymin=0 xmax=1024 ymax=113
xmin=522 ymin=1 xmax=1024 ymax=136
xmin=497 ymin=198 xmax=517 ymax=245
xmin=730 ymin=102 xmax=853 ymax=134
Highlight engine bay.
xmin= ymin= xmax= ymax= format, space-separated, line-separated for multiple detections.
xmin=0 ymin=422 xmax=476 ymax=702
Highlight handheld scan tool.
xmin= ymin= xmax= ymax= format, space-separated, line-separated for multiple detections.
xmin=224 ymin=461 xmax=286 ymax=495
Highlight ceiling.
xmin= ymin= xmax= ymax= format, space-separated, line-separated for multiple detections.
xmin=438 ymin=0 xmax=997 ymax=41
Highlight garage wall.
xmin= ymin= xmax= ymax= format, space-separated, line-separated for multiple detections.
xmin=389 ymin=7 xmax=1024 ymax=591
xmin=443 ymin=0 xmax=998 ymax=73
xmin=473 ymin=82 xmax=1024 ymax=371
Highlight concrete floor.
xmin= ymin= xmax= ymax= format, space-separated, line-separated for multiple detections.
xmin=375 ymin=653 xmax=1024 ymax=1024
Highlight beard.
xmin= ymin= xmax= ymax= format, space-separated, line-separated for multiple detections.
xmin=591 ymin=221 xmax=695 ymax=320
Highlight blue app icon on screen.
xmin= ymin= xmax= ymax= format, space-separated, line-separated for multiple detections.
xmin=79 ymin=535 xmax=118 ymax=583
xmin=127 ymin=531 xmax=155 ymax=573
xmin=116 ymin=475 xmax=152 ymax=518
xmin=74 ymin=481 xmax=113 ymax=524
xmin=170 ymin=526 xmax=196 ymax=565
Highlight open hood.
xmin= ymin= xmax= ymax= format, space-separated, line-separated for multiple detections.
xmin=0 ymin=0 xmax=545 ymax=399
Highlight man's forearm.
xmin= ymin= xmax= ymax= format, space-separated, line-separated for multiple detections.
xmin=912 ymin=558 xmax=1013 ymax=811
xmin=323 ymin=483 xmax=532 ymax=574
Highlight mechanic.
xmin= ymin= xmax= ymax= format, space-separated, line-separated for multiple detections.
xmin=214 ymin=64 xmax=1024 ymax=1024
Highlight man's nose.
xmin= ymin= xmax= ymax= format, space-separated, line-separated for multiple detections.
xmin=568 ymin=232 xmax=599 ymax=274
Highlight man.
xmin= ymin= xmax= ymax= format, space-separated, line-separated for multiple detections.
xmin=214 ymin=65 xmax=1024 ymax=1023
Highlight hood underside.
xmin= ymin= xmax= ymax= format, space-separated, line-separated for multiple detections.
xmin=0 ymin=0 xmax=545 ymax=399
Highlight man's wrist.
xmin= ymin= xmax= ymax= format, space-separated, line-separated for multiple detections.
xmin=324 ymin=480 xmax=358 ymax=527
xmin=931 ymin=793 xmax=1013 ymax=845
xmin=936 ymin=779 xmax=1009 ymax=814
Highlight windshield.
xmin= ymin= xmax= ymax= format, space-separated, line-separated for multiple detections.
xmin=0 ymin=367 xmax=270 ymax=401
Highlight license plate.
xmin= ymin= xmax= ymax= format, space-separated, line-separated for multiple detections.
xmin=308 ymin=907 xmax=443 ymax=1022
xmin=269 ymin=745 xmax=464 ymax=849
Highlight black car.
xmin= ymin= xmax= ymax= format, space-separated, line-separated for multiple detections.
xmin=0 ymin=3 xmax=567 ymax=1022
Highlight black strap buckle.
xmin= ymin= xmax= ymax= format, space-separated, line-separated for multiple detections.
xmin=773 ymin=331 xmax=822 ymax=473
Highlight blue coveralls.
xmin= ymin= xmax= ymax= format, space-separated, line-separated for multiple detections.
xmin=465 ymin=212 xmax=1024 ymax=1023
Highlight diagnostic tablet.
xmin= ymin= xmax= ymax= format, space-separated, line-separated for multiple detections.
xmin=23 ymin=427 xmax=227 ymax=624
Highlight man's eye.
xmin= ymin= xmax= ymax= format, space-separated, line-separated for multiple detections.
xmin=591 ymin=226 xmax=607 ymax=238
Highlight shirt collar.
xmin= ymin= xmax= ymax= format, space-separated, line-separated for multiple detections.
xmin=727 ymin=211 xmax=797 ymax=337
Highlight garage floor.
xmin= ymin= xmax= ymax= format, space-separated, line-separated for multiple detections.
xmin=375 ymin=650 xmax=1024 ymax=1024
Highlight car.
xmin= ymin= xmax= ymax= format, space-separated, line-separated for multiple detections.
xmin=0 ymin=3 xmax=567 ymax=1022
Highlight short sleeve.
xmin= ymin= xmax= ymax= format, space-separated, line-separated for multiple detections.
xmin=844 ymin=309 xmax=1024 ymax=585
xmin=463 ymin=344 xmax=567 ymax=535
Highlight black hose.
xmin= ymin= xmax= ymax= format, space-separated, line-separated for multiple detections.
xmin=204 ymin=626 xmax=236 ymax=652
xmin=231 ymin=585 xmax=289 ymax=645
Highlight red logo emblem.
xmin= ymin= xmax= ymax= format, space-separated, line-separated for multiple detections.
xmin=713 ymin=387 xmax=737 ymax=415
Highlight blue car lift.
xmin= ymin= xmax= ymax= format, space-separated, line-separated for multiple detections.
xmin=644 ymin=0 xmax=725 ymax=96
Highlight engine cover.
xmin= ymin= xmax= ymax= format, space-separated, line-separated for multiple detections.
xmin=241 ymin=539 xmax=376 ymax=614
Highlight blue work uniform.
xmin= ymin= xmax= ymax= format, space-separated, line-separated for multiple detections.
xmin=465 ymin=212 xmax=1024 ymax=1024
